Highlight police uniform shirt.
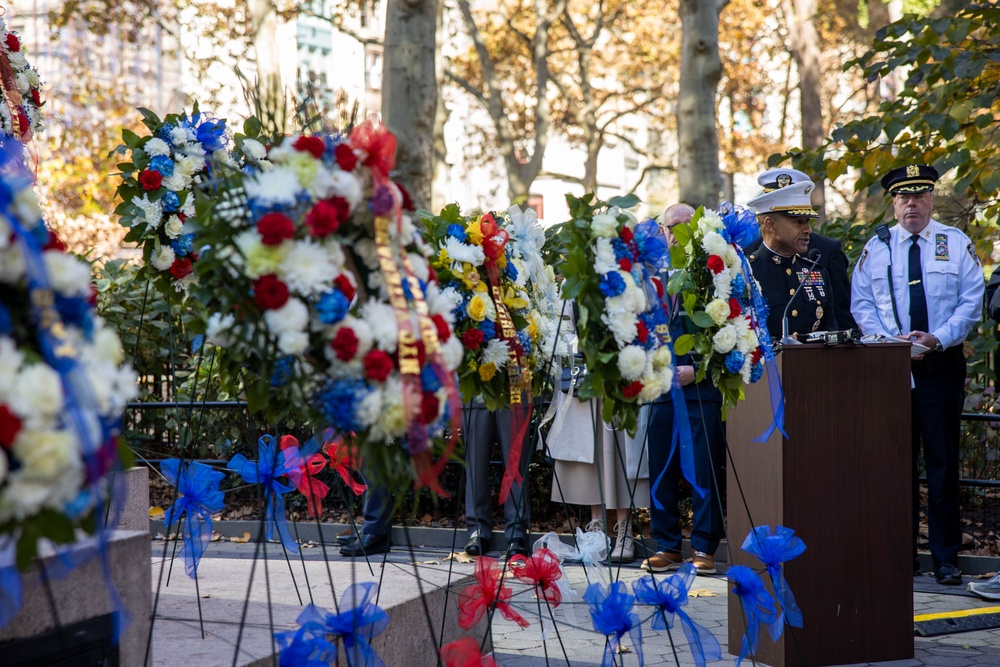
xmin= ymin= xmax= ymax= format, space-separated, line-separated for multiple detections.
xmin=851 ymin=218 xmax=984 ymax=348
xmin=749 ymin=243 xmax=838 ymax=339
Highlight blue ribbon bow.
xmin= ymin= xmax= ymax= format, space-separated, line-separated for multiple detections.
xmin=584 ymin=581 xmax=644 ymax=667
xmin=727 ymin=564 xmax=781 ymax=665
xmin=741 ymin=525 xmax=807 ymax=631
xmin=632 ymin=564 xmax=721 ymax=667
xmin=718 ymin=202 xmax=761 ymax=250
xmin=161 ymin=459 xmax=226 ymax=577
xmin=634 ymin=218 xmax=670 ymax=270
xmin=228 ymin=435 xmax=299 ymax=553
xmin=274 ymin=582 xmax=389 ymax=667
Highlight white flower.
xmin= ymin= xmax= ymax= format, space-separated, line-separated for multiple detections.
xmin=653 ymin=345 xmax=672 ymax=369
xmin=482 ymin=338 xmax=510 ymax=368
xmin=25 ymin=69 xmax=39 ymax=88
xmin=164 ymin=215 xmax=184 ymax=239
xmin=13 ymin=189 xmax=42 ymax=225
xmin=706 ymin=298 xmax=731 ymax=326
xmin=279 ymin=240 xmax=337 ymax=296
xmin=617 ymin=345 xmax=647 ymax=382
xmin=175 ymin=155 xmax=206 ymax=177
xmin=145 ymin=138 xmax=171 ymax=157
xmin=131 ymin=194 xmax=163 ymax=228
xmin=179 ymin=141 xmax=206 ymax=158
xmin=354 ymin=238 xmax=379 ymax=271
xmin=277 ymin=331 xmax=309 ymax=355
xmin=712 ymin=269 xmax=733 ymax=301
xmin=206 ymin=313 xmax=236 ymax=347
xmin=265 ymin=298 xmax=309 ymax=336
xmin=741 ymin=354 xmax=753 ymax=384
xmin=43 ymin=251 xmax=92 ymax=298
xmin=371 ymin=377 xmax=406 ymax=442
xmin=92 ymin=324 xmax=125 ymax=366
xmin=244 ymin=167 xmax=301 ymax=208
xmin=329 ymin=171 xmax=363 ymax=211
xmin=426 ymin=284 xmax=462 ymax=322
xmin=602 ymin=308 xmax=638 ymax=347
xmin=702 ymin=231 xmax=729 ymax=257
xmin=591 ymin=212 xmax=619 ymax=238
xmin=350 ymin=316 xmax=375 ymax=357
xmin=242 ymin=138 xmax=267 ymax=161
xmin=15 ymin=73 xmax=28 ymax=95
xmin=161 ymin=172 xmax=192 ymax=192
xmin=699 ymin=209 xmax=724 ymax=232
xmin=408 ymin=253 xmax=429 ymax=283
xmin=308 ymin=163 xmax=337 ymax=201
xmin=9 ymin=363 xmax=64 ymax=422
xmin=0 ymin=337 xmax=25 ymax=399
xmin=355 ymin=388 xmax=383 ymax=427
xmin=11 ymin=428 xmax=78 ymax=484
xmin=594 ymin=237 xmax=618 ymax=275
xmin=7 ymin=51 xmax=26 ymax=70
xmin=170 ymin=126 xmax=194 ymax=145
xmin=713 ymin=324 xmax=738 ymax=353
xmin=181 ymin=193 xmax=196 ymax=218
xmin=444 ymin=237 xmax=486 ymax=266
xmin=363 ymin=300 xmax=398 ymax=353
xmin=150 ymin=244 xmax=176 ymax=271
xmin=441 ymin=335 xmax=464 ymax=371
xmin=638 ymin=369 xmax=671 ymax=402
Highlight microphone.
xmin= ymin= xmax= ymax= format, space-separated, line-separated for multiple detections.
xmin=876 ymin=223 xmax=891 ymax=246
xmin=781 ymin=248 xmax=822 ymax=346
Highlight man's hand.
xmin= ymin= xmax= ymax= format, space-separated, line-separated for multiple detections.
xmin=678 ymin=365 xmax=696 ymax=387
xmin=905 ymin=330 xmax=938 ymax=360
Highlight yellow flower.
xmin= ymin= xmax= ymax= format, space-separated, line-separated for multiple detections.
xmin=503 ymin=287 xmax=528 ymax=310
xmin=287 ymin=151 xmax=319 ymax=190
xmin=467 ymin=294 xmax=488 ymax=322
xmin=479 ymin=362 xmax=497 ymax=381
xmin=466 ymin=218 xmax=484 ymax=245
xmin=496 ymin=253 xmax=507 ymax=269
xmin=437 ymin=248 xmax=449 ymax=265
xmin=526 ymin=314 xmax=538 ymax=339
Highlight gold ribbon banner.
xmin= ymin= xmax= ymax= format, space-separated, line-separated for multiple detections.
xmin=374 ymin=216 xmax=421 ymax=378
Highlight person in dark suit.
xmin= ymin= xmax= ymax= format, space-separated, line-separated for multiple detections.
xmin=639 ymin=203 xmax=725 ymax=576
xmin=746 ymin=179 xmax=838 ymax=339
xmin=743 ymin=168 xmax=856 ymax=331
xmin=986 ymin=264 xmax=1000 ymax=323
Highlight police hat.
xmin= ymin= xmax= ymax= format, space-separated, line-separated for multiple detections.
xmin=747 ymin=180 xmax=819 ymax=219
xmin=880 ymin=164 xmax=939 ymax=195
xmin=757 ymin=167 xmax=811 ymax=192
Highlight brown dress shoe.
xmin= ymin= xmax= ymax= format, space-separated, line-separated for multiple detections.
xmin=640 ymin=551 xmax=683 ymax=573
xmin=687 ymin=550 xmax=717 ymax=575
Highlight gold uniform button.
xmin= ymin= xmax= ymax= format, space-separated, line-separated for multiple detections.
xmin=786 ymin=268 xmax=792 ymax=275
xmin=789 ymin=289 xmax=795 ymax=295
xmin=791 ymin=309 xmax=798 ymax=317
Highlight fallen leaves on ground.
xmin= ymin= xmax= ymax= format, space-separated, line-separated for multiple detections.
xmin=149 ymin=506 xmax=165 ymax=521
xmin=688 ymin=589 xmax=718 ymax=598
xmin=231 ymin=532 xmax=251 ymax=543
xmin=443 ymin=551 xmax=475 ymax=564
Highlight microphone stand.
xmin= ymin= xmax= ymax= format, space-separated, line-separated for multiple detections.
xmin=780 ymin=250 xmax=822 ymax=347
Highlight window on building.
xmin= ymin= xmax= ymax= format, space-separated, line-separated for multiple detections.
xmin=526 ymin=194 xmax=544 ymax=220
xmin=365 ymin=50 xmax=382 ymax=90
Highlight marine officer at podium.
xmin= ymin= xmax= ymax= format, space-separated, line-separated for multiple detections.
xmin=851 ymin=164 xmax=984 ymax=586
xmin=746 ymin=178 xmax=839 ymax=339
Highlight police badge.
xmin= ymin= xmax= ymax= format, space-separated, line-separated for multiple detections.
xmin=776 ymin=173 xmax=792 ymax=188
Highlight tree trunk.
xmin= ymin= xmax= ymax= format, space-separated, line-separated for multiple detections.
xmin=784 ymin=0 xmax=825 ymax=220
xmin=382 ymin=0 xmax=439 ymax=209
xmin=677 ymin=0 xmax=728 ymax=209
xmin=248 ymin=0 xmax=281 ymax=90
xmin=431 ymin=0 xmax=449 ymax=213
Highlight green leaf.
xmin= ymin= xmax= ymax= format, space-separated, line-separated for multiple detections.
xmin=690 ymin=311 xmax=715 ymax=329
xmin=673 ymin=334 xmax=696 ymax=356
xmin=121 ymin=128 xmax=141 ymax=149
xmin=244 ymin=115 xmax=262 ymax=137
xmin=670 ymin=222 xmax=692 ymax=247
xmin=607 ymin=193 xmax=641 ymax=210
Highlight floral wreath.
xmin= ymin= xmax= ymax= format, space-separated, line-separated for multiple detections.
xmin=193 ymin=120 xmax=462 ymax=492
xmin=0 ymin=140 xmax=137 ymax=566
xmin=666 ymin=203 xmax=769 ymax=417
xmin=0 ymin=18 xmax=44 ymax=143
xmin=547 ymin=193 xmax=674 ymax=435
xmin=111 ymin=104 xmax=228 ymax=294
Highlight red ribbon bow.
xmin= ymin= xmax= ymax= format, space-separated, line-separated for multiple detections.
xmin=479 ymin=213 xmax=509 ymax=262
xmin=439 ymin=638 xmax=497 ymax=667
xmin=348 ymin=120 xmax=397 ymax=182
xmin=509 ymin=547 xmax=563 ymax=608
xmin=279 ymin=435 xmax=330 ymax=518
xmin=457 ymin=556 xmax=529 ymax=630
xmin=323 ymin=436 xmax=368 ymax=497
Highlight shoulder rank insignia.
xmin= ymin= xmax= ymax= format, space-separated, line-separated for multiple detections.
xmin=967 ymin=242 xmax=981 ymax=266
xmin=935 ymin=233 xmax=949 ymax=260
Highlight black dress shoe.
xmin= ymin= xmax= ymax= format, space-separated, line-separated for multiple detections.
xmin=934 ymin=562 xmax=962 ymax=586
xmin=506 ymin=536 xmax=529 ymax=559
xmin=465 ymin=531 xmax=490 ymax=557
xmin=340 ymin=532 xmax=391 ymax=557
xmin=336 ymin=528 xmax=359 ymax=546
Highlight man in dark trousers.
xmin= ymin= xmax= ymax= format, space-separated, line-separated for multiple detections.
xmin=851 ymin=164 xmax=984 ymax=585
xmin=744 ymin=168 xmax=856 ymax=331
xmin=746 ymin=178 xmax=838 ymax=339
xmin=639 ymin=203 xmax=725 ymax=576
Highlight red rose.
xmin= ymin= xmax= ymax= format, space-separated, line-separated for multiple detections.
xmin=331 ymin=327 xmax=359 ymax=361
xmin=707 ymin=254 xmax=725 ymax=274
xmin=636 ymin=320 xmax=648 ymax=344
xmin=419 ymin=391 xmax=440 ymax=424
xmin=30 ymin=89 xmax=41 ymax=107
xmin=293 ymin=135 xmax=326 ymax=159
xmin=178 ymin=212 xmax=187 ymax=222
xmin=43 ymin=232 xmax=66 ymax=252
xmin=4 ymin=33 xmax=20 ymax=52
xmin=335 ymin=142 xmax=358 ymax=171
xmin=460 ymin=328 xmax=484 ymax=351
xmin=334 ymin=274 xmax=356 ymax=302
xmin=618 ymin=257 xmax=632 ymax=272
xmin=363 ymin=349 xmax=394 ymax=382
xmin=0 ymin=404 xmax=22 ymax=448
xmin=305 ymin=197 xmax=349 ymax=238
xmin=622 ymin=381 xmax=644 ymax=399
xmin=139 ymin=169 xmax=162 ymax=191
xmin=253 ymin=274 xmax=290 ymax=310
xmin=751 ymin=347 xmax=763 ymax=365
xmin=431 ymin=313 xmax=451 ymax=343
xmin=729 ymin=298 xmax=742 ymax=318
xmin=396 ymin=182 xmax=415 ymax=211
xmin=651 ymin=276 xmax=664 ymax=299
xmin=169 ymin=257 xmax=193 ymax=279
xmin=257 ymin=212 xmax=295 ymax=245
xmin=620 ymin=226 xmax=634 ymax=242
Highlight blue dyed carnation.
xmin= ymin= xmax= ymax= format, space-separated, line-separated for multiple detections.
xmin=271 ymin=356 xmax=295 ymax=388
xmin=170 ymin=233 xmax=195 ymax=257
xmin=446 ymin=224 xmax=467 ymax=242
xmin=316 ymin=290 xmax=350 ymax=325
xmin=505 ymin=255 xmax=518 ymax=282
xmin=517 ymin=330 xmax=532 ymax=355
xmin=0 ymin=302 xmax=11 ymax=335
xmin=421 ymin=365 xmax=442 ymax=393
xmin=55 ymin=294 xmax=94 ymax=337
xmin=162 ymin=190 xmax=181 ymax=213
xmin=611 ymin=238 xmax=632 ymax=261
xmin=314 ymin=379 xmax=370 ymax=433
xmin=599 ymin=272 xmax=627 ymax=297
xmin=479 ymin=319 xmax=496 ymax=340
xmin=197 ymin=119 xmax=228 ymax=152
xmin=155 ymin=122 xmax=176 ymax=144
xmin=149 ymin=155 xmax=175 ymax=177
xmin=750 ymin=360 xmax=764 ymax=383
xmin=724 ymin=350 xmax=746 ymax=375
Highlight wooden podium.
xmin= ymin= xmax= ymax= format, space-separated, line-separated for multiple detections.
xmin=726 ymin=343 xmax=913 ymax=667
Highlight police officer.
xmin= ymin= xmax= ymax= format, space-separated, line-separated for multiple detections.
xmin=746 ymin=179 xmax=838 ymax=339
xmin=744 ymin=168 xmax=857 ymax=331
xmin=851 ymin=164 xmax=984 ymax=585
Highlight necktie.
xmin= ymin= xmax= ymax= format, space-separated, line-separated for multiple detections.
xmin=908 ymin=236 xmax=929 ymax=332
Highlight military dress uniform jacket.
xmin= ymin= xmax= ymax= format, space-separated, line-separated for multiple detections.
xmin=745 ymin=233 xmax=856 ymax=331
xmin=749 ymin=243 xmax=839 ymax=339
xmin=850 ymin=218 xmax=983 ymax=347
